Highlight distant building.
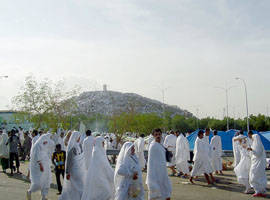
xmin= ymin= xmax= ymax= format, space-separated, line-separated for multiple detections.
xmin=0 ymin=110 xmax=33 ymax=131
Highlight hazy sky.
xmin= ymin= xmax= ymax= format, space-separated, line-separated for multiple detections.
xmin=0 ymin=0 xmax=270 ymax=119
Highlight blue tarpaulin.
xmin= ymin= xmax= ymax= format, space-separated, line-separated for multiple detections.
xmin=260 ymin=131 xmax=270 ymax=142
xmin=187 ymin=130 xmax=270 ymax=151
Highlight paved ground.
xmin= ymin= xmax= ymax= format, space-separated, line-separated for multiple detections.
xmin=0 ymin=161 xmax=270 ymax=200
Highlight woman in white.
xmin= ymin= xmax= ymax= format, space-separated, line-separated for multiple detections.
xmin=175 ymin=133 xmax=190 ymax=177
xmin=81 ymin=136 xmax=114 ymax=200
xmin=234 ymin=135 xmax=252 ymax=194
xmin=134 ymin=135 xmax=146 ymax=170
xmin=232 ymin=132 xmax=241 ymax=167
xmin=0 ymin=130 xmax=9 ymax=173
xmin=27 ymin=133 xmax=55 ymax=200
xmin=248 ymin=134 xmax=267 ymax=197
xmin=59 ymin=131 xmax=86 ymax=200
xmin=114 ymin=142 xmax=144 ymax=200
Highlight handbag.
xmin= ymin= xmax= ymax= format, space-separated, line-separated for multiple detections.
xmin=128 ymin=179 xmax=141 ymax=198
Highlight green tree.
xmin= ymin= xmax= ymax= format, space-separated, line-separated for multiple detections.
xmin=12 ymin=76 xmax=80 ymax=130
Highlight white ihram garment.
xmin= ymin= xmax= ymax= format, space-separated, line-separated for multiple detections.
xmin=210 ymin=135 xmax=223 ymax=171
xmin=134 ymin=137 xmax=146 ymax=170
xmin=81 ymin=136 xmax=114 ymax=200
xmin=234 ymin=137 xmax=251 ymax=190
xmin=0 ymin=133 xmax=9 ymax=158
xmin=175 ymin=135 xmax=190 ymax=175
xmin=29 ymin=133 xmax=55 ymax=197
xmin=163 ymin=134 xmax=177 ymax=167
xmin=146 ymin=141 xmax=172 ymax=200
xmin=114 ymin=142 xmax=144 ymax=200
xmin=59 ymin=131 xmax=86 ymax=200
xmin=233 ymin=136 xmax=241 ymax=167
xmin=191 ymin=137 xmax=213 ymax=176
xmin=82 ymin=135 xmax=95 ymax=170
xmin=249 ymin=134 xmax=267 ymax=194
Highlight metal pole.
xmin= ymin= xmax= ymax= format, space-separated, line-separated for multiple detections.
xmin=243 ymin=80 xmax=250 ymax=132
xmin=162 ymin=89 xmax=165 ymax=133
xmin=226 ymin=89 xmax=229 ymax=131
xmin=214 ymin=86 xmax=235 ymax=131
xmin=236 ymin=78 xmax=249 ymax=132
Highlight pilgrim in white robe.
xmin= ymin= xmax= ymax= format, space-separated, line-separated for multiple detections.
xmin=233 ymin=136 xmax=241 ymax=167
xmin=82 ymin=135 xmax=95 ymax=170
xmin=249 ymin=134 xmax=267 ymax=195
xmin=0 ymin=132 xmax=9 ymax=171
xmin=27 ymin=133 xmax=55 ymax=200
xmin=134 ymin=137 xmax=146 ymax=170
xmin=234 ymin=136 xmax=251 ymax=192
xmin=81 ymin=136 xmax=114 ymax=200
xmin=114 ymin=142 xmax=144 ymax=200
xmin=146 ymin=141 xmax=172 ymax=200
xmin=59 ymin=132 xmax=86 ymax=200
xmin=175 ymin=134 xmax=190 ymax=175
xmin=57 ymin=136 xmax=65 ymax=151
xmin=146 ymin=135 xmax=154 ymax=151
xmin=203 ymin=134 xmax=212 ymax=163
xmin=210 ymin=135 xmax=223 ymax=172
xmin=163 ymin=134 xmax=177 ymax=167
xmin=191 ymin=137 xmax=213 ymax=177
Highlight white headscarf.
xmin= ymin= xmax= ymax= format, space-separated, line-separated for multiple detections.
xmin=249 ymin=134 xmax=267 ymax=194
xmin=67 ymin=131 xmax=81 ymax=153
xmin=0 ymin=132 xmax=9 ymax=158
xmin=251 ymin=134 xmax=265 ymax=158
xmin=114 ymin=142 xmax=133 ymax=188
xmin=81 ymin=136 xmax=114 ymax=200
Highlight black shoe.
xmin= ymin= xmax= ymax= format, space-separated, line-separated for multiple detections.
xmin=57 ymin=192 xmax=61 ymax=195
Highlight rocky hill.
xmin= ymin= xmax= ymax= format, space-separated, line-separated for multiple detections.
xmin=75 ymin=90 xmax=193 ymax=117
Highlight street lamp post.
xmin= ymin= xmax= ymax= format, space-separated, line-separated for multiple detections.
xmin=155 ymin=86 xmax=170 ymax=133
xmin=236 ymin=77 xmax=249 ymax=132
xmin=215 ymin=86 xmax=235 ymax=131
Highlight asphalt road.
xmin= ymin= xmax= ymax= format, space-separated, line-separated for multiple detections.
xmin=0 ymin=162 xmax=269 ymax=200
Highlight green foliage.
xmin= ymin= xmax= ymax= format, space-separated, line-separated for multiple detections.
xmin=12 ymin=76 xmax=80 ymax=130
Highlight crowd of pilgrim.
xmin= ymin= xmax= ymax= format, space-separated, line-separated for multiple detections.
xmin=0 ymin=126 xmax=268 ymax=200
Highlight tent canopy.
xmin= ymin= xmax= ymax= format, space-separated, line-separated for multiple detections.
xmin=187 ymin=130 xmax=270 ymax=151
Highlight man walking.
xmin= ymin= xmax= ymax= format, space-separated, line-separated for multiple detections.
xmin=146 ymin=128 xmax=171 ymax=200
xmin=6 ymin=129 xmax=21 ymax=175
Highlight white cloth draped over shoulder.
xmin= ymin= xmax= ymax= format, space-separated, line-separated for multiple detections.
xmin=233 ymin=136 xmax=241 ymax=167
xmin=82 ymin=135 xmax=95 ymax=170
xmin=29 ymin=133 xmax=55 ymax=196
xmin=234 ymin=136 xmax=251 ymax=188
xmin=163 ymin=134 xmax=177 ymax=167
xmin=249 ymin=134 xmax=267 ymax=194
xmin=30 ymin=135 xmax=40 ymax=155
xmin=134 ymin=137 xmax=146 ymax=170
xmin=59 ymin=131 xmax=86 ymax=200
xmin=146 ymin=141 xmax=172 ymax=200
xmin=81 ymin=136 xmax=114 ymax=200
xmin=114 ymin=142 xmax=144 ymax=200
xmin=210 ymin=135 xmax=223 ymax=171
xmin=175 ymin=134 xmax=190 ymax=175
xmin=191 ymin=137 xmax=213 ymax=176
xmin=203 ymin=135 xmax=212 ymax=161
xmin=0 ymin=133 xmax=9 ymax=158
xmin=146 ymin=135 xmax=154 ymax=151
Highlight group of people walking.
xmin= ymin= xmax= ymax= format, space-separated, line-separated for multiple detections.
xmin=25 ymin=128 xmax=172 ymax=200
xmin=0 ymin=128 xmax=33 ymax=175
xmin=1 ymin=126 xmax=269 ymax=200
xmin=233 ymin=131 xmax=268 ymax=197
